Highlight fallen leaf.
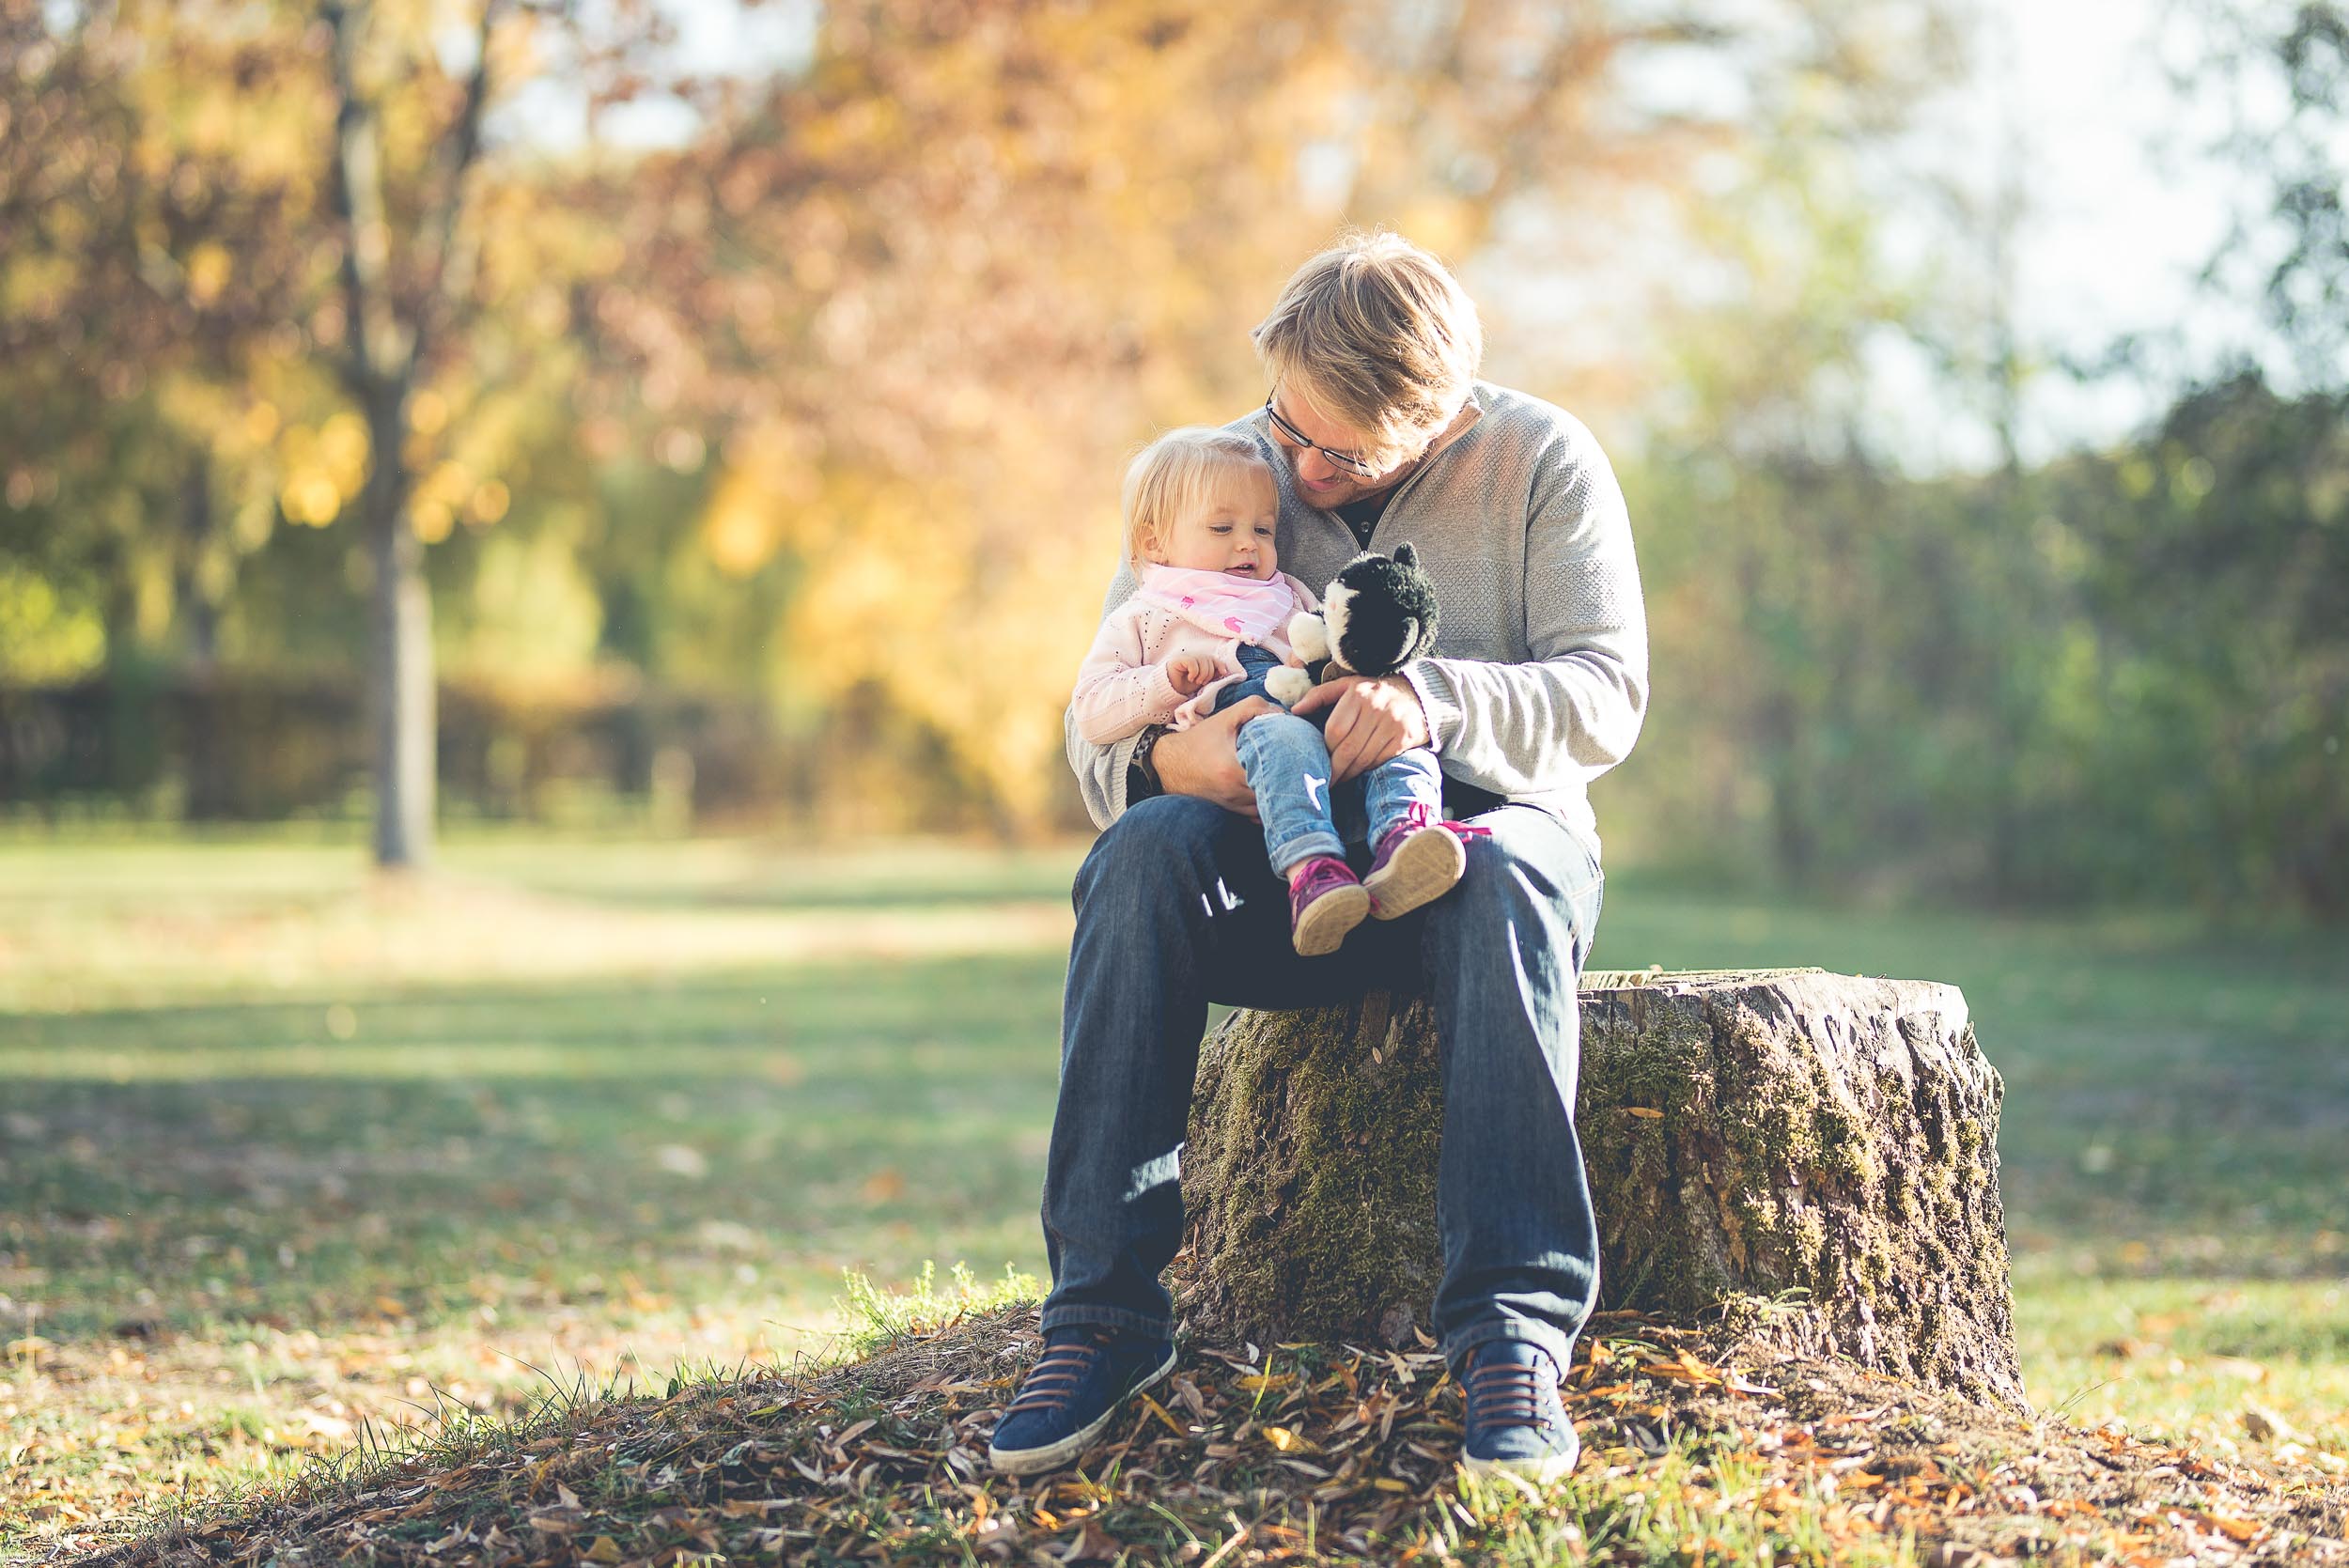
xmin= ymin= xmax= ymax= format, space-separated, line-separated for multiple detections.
xmin=1137 ymin=1393 xmax=1187 ymax=1436
xmin=2243 ymin=1405 xmax=2302 ymax=1444
xmin=2201 ymin=1513 xmax=2261 ymax=1545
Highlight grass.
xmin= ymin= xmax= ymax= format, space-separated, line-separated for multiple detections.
xmin=2 ymin=831 xmax=2344 ymax=1557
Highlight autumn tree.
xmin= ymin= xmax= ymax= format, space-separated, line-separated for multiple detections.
xmin=0 ymin=1 xmax=320 ymax=680
xmin=1 ymin=0 xmax=676 ymax=860
xmin=574 ymin=0 xmax=1960 ymax=830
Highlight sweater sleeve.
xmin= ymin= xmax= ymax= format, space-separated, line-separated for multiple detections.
xmin=1070 ymin=602 xmax=1188 ymax=747
xmin=1398 ymin=424 xmax=1649 ymax=794
xmin=1065 ymin=560 xmax=1146 ymax=829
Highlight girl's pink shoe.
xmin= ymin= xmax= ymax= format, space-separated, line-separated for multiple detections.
xmin=1287 ymin=855 xmax=1369 ymax=956
xmin=1363 ymin=804 xmax=1470 ymax=920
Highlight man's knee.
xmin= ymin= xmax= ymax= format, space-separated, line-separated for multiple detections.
xmin=1426 ymin=824 xmax=1601 ymax=963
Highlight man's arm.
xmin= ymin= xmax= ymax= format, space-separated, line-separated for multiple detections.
xmin=1398 ymin=425 xmax=1649 ymax=795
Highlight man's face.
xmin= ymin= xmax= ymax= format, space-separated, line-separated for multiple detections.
xmin=1266 ymin=388 xmax=1401 ymax=511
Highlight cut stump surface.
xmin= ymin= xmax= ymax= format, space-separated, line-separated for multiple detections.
xmin=1177 ymin=967 xmax=2025 ymax=1411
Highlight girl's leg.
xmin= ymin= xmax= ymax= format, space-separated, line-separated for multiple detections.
xmin=1361 ymin=748 xmax=1467 ymax=920
xmin=1234 ymin=713 xmax=1346 ymax=875
xmin=1235 ymin=712 xmax=1367 ymax=955
xmin=1362 ymin=747 xmax=1446 ymax=845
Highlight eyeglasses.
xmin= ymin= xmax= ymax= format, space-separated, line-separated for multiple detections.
xmin=1264 ymin=394 xmax=1383 ymax=481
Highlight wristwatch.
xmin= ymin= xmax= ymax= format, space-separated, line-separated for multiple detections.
xmin=1126 ymin=725 xmax=1167 ymax=803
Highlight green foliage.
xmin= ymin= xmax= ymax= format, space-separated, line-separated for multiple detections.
xmin=0 ymin=561 xmax=105 ymax=680
xmin=1615 ymin=371 xmax=2349 ymax=915
xmin=835 ymin=1261 xmax=1042 ymax=1358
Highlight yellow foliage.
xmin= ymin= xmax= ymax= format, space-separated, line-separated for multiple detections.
xmin=409 ymin=390 xmax=449 ymax=437
xmin=184 ymin=241 xmax=232 ymax=306
xmin=703 ymin=477 xmax=781 ymax=578
xmin=282 ymin=471 xmax=342 ymax=527
xmin=316 ymin=412 xmax=370 ymax=489
xmin=469 ymin=480 xmax=510 ymax=526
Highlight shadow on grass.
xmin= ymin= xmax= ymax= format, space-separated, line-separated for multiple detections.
xmin=0 ymin=951 xmax=1067 ymax=1343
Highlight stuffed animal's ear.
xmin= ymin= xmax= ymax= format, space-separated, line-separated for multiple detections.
xmin=1392 ymin=542 xmax=1418 ymax=568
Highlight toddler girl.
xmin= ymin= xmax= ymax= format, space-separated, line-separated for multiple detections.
xmin=1072 ymin=427 xmax=1466 ymax=955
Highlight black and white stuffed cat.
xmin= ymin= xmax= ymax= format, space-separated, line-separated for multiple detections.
xmin=1265 ymin=543 xmax=1441 ymax=707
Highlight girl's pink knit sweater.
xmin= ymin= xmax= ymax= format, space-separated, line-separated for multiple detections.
xmin=1069 ymin=571 xmax=1320 ymax=746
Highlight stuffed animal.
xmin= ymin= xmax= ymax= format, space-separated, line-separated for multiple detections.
xmin=1264 ymin=543 xmax=1441 ymax=707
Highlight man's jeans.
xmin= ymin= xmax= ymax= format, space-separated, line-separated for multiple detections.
xmin=1040 ymin=792 xmax=1607 ymax=1374
xmin=1233 ymin=711 xmax=1445 ymax=874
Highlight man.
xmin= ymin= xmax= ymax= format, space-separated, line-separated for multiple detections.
xmin=989 ymin=232 xmax=1648 ymax=1481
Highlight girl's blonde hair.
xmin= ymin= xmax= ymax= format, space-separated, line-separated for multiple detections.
xmin=1251 ymin=230 xmax=1483 ymax=473
xmin=1121 ymin=427 xmax=1274 ymax=565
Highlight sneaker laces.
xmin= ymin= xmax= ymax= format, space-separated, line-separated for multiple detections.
xmin=1291 ymin=856 xmax=1357 ymax=898
xmin=1004 ymin=1332 xmax=1109 ymax=1418
xmin=1380 ymin=800 xmax=1494 ymax=852
xmin=1464 ymin=1350 xmax=1555 ymax=1431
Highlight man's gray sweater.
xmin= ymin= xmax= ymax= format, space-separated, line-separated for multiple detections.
xmin=1066 ymin=381 xmax=1649 ymax=846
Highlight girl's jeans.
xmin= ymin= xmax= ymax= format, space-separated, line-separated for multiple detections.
xmin=1212 ymin=647 xmax=1443 ymax=872
xmin=1235 ymin=713 xmax=1443 ymax=873
xmin=1040 ymin=792 xmax=1607 ymax=1377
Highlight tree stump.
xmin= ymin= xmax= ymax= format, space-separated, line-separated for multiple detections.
xmin=1175 ymin=968 xmax=2026 ymax=1411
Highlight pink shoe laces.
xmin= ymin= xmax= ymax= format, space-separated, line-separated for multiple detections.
xmin=1379 ymin=800 xmax=1492 ymax=853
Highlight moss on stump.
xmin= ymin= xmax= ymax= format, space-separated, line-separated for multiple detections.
xmin=1174 ymin=968 xmax=2025 ymax=1411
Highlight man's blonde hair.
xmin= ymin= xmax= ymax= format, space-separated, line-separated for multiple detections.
xmin=1252 ymin=231 xmax=1483 ymax=471
xmin=1121 ymin=427 xmax=1273 ymax=565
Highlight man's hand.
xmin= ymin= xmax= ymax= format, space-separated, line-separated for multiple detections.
xmin=1165 ymin=652 xmax=1221 ymax=697
xmin=1289 ymin=674 xmax=1430 ymax=782
xmin=1150 ymin=696 xmax=1281 ymax=818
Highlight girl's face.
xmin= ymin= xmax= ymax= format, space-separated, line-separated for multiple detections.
xmin=1149 ymin=469 xmax=1279 ymax=579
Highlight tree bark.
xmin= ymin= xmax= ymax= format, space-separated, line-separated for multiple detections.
xmin=364 ymin=391 xmax=433 ymax=869
xmin=1176 ymin=968 xmax=2026 ymax=1412
xmin=324 ymin=0 xmax=495 ymax=870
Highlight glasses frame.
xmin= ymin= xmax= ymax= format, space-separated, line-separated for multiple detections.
xmin=1263 ymin=394 xmax=1383 ymax=481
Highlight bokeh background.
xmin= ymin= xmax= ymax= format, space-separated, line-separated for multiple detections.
xmin=5 ymin=0 xmax=2341 ymax=902
xmin=2 ymin=0 xmax=2345 ymax=1551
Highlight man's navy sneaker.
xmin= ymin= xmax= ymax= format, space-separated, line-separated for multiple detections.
xmin=987 ymin=1326 xmax=1177 ymax=1476
xmin=1459 ymin=1341 xmax=1579 ymax=1482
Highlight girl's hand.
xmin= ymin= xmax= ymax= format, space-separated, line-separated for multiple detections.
xmin=1166 ymin=653 xmax=1221 ymax=696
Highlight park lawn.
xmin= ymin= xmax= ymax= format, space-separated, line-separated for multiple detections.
xmin=1 ymin=832 xmax=2343 ymax=1557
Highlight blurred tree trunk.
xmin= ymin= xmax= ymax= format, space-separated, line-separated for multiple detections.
xmin=175 ymin=451 xmax=219 ymax=674
xmin=323 ymin=0 xmax=499 ymax=868
xmin=361 ymin=384 xmax=433 ymax=867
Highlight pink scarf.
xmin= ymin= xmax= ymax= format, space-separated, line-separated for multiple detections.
xmin=1134 ymin=565 xmax=1298 ymax=645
